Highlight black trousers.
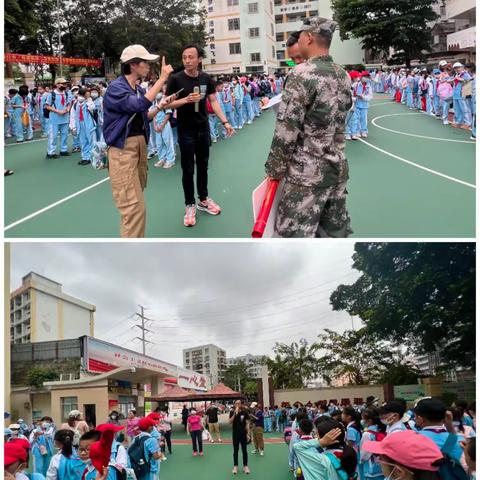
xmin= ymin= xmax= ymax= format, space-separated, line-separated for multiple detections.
xmin=178 ymin=128 xmax=211 ymax=205
xmin=161 ymin=430 xmax=172 ymax=453
xmin=190 ymin=430 xmax=203 ymax=452
xmin=232 ymin=433 xmax=248 ymax=467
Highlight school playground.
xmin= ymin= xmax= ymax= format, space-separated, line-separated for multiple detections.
xmin=151 ymin=423 xmax=290 ymax=480
xmin=4 ymin=95 xmax=475 ymax=238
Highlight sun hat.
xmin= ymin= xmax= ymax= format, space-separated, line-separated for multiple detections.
xmin=453 ymin=62 xmax=463 ymax=68
xmin=55 ymin=77 xmax=68 ymax=84
xmin=362 ymin=430 xmax=443 ymax=471
xmin=138 ymin=417 xmax=157 ymax=431
xmin=89 ymin=424 xmax=123 ymax=474
xmin=68 ymin=410 xmax=81 ymax=418
xmin=4 ymin=442 xmax=28 ymax=466
xmin=120 ymin=45 xmax=159 ymax=64
xmin=439 ymin=60 xmax=448 ymax=67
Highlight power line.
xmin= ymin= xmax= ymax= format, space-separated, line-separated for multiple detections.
xmin=132 ymin=305 xmax=155 ymax=355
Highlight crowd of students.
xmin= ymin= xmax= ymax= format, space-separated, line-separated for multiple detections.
xmin=3 ymin=73 xmax=283 ymax=173
xmin=282 ymin=397 xmax=476 ymax=480
xmin=345 ymin=61 xmax=476 ymax=141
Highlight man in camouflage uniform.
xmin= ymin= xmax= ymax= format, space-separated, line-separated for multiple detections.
xmin=265 ymin=17 xmax=353 ymax=238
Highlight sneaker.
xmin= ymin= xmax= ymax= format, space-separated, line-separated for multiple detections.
xmin=147 ymin=152 xmax=157 ymax=159
xmin=247 ymin=121 xmax=252 ymax=124
xmin=154 ymin=160 xmax=165 ymax=168
xmin=443 ymin=120 xmax=450 ymax=125
xmin=470 ymin=136 xmax=476 ymax=140
xmin=78 ymin=160 xmax=91 ymax=165
xmin=210 ymin=439 xmax=215 ymax=443
xmin=197 ymin=198 xmax=221 ymax=215
xmin=232 ymin=467 xmax=238 ymax=475
xmin=46 ymin=153 xmax=59 ymax=159
xmin=16 ymin=140 xmax=24 ymax=143
xmin=251 ymin=450 xmax=258 ymax=454
xmin=451 ymin=123 xmax=461 ymax=128
xmin=193 ymin=452 xmax=197 ymax=457
xmin=212 ymin=137 xmax=217 ymax=143
xmin=199 ymin=452 xmax=204 ymax=457
xmin=72 ymin=147 xmax=81 ymax=153
xmin=345 ymin=134 xmax=352 ymax=140
xmin=4 ymin=169 xmax=14 ymax=177
xmin=163 ymin=162 xmax=175 ymax=169
xmin=60 ymin=151 xmax=71 ymax=156
xmin=361 ymin=132 xmax=368 ymax=138
xmin=460 ymin=125 xmax=471 ymax=130
xmin=260 ymin=451 xmax=264 ymax=456
xmin=218 ymin=439 xmax=223 ymax=443
xmin=243 ymin=466 xmax=251 ymax=474
xmin=6 ymin=134 xmax=12 ymax=138
xmin=25 ymin=137 xmax=34 ymax=141
xmin=351 ymin=135 xmax=360 ymax=140
xmin=184 ymin=205 xmax=197 ymax=227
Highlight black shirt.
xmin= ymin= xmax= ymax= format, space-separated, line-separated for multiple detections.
xmin=206 ymin=407 xmax=219 ymax=424
xmin=128 ymin=112 xmax=146 ymax=138
xmin=166 ymin=70 xmax=215 ymax=132
xmin=230 ymin=409 xmax=249 ymax=436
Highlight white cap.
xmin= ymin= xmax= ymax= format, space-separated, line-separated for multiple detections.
xmin=9 ymin=424 xmax=20 ymax=429
xmin=55 ymin=77 xmax=68 ymax=84
xmin=120 ymin=45 xmax=159 ymax=64
xmin=453 ymin=62 xmax=463 ymax=68
xmin=68 ymin=409 xmax=81 ymax=418
xmin=439 ymin=60 xmax=448 ymax=67
xmin=250 ymin=402 xmax=258 ymax=408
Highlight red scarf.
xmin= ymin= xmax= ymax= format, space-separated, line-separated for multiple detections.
xmin=60 ymin=93 xmax=65 ymax=106
xmin=353 ymin=82 xmax=367 ymax=97
xmin=454 ymin=72 xmax=464 ymax=87
xmin=79 ymin=103 xmax=84 ymax=122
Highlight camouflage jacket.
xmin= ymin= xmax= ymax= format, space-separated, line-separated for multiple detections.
xmin=265 ymin=55 xmax=352 ymax=188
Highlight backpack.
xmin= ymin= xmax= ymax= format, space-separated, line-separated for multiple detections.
xmin=437 ymin=433 xmax=470 ymax=480
xmin=367 ymin=430 xmax=386 ymax=442
xmin=127 ymin=435 xmax=151 ymax=480
xmin=110 ymin=465 xmax=127 ymax=480
xmin=43 ymin=91 xmax=56 ymax=119
xmin=324 ymin=451 xmax=358 ymax=480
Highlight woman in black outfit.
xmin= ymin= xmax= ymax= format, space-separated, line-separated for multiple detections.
xmin=229 ymin=399 xmax=251 ymax=475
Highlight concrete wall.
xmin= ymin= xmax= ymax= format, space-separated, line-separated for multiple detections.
xmin=274 ymin=385 xmax=385 ymax=405
xmin=10 ymin=391 xmax=31 ymax=423
xmin=32 ymin=393 xmax=52 ymax=420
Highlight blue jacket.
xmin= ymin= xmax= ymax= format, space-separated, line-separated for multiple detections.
xmin=102 ymin=76 xmax=152 ymax=148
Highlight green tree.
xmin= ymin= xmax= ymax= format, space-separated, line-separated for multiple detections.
xmin=223 ymin=361 xmax=253 ymax=393
xmin=244 ymin=381 xmax=258 ymax=398
xmin=331 ymin=0 xmax=439 ymax=67
xmin=330 ymin=243 xmax=475 ymax=370
xmin=317 ymin=328 xmax=398 ymax=385
xmin=268 ymin=339 xmax=320 ymax=389
xmin=26 ymin=368 xmax=59 ymax=388
xmin=379 ymin=362 xmax=421 ymax=386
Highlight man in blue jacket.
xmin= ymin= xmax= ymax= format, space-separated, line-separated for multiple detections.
xmin=103 ymin=44 xmax=174 ymax=238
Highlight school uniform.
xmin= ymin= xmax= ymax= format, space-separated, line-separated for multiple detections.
xmin=453 ymin=71 xmax=472 ymax=126
xmin=30 ymin=428 xmax=54 ymax=477
xmin=45 ymin=89 xmax=72 ymax=154
xmin=345 ymin=81 xmax=359 ymax=138
xmin=70 ymin=99 xmax=97 ymax=162
xmin=432 ymin=77 xmax=441 ymax=115
xmin=405 ymin=75 xmax=414 ymax=108
xmin=359 ymin=426 xmax=385 ymax=480
xmin=353 ymin=81 xmax=373 ymax=135
xmin=4 ymin=95 xmax=14 ymax=137
xmin=154 ymin=108 xmax=176 ymax=165
xmin=46 ymin=452 xmax=85 ymax=480
xmin=386 ymin=421 xmax=407 ymax=435
xmin=110 ymin=440 xmax=128 ymax=468
xmin=470 ymin=75 xmax=476 ymax=138
xmin=233 ymin=83 xmax=244 ymax=128
xmin=439 ymin=73 xmax=454 ymax=122
xmin=293 ymin=444 xmax=349 ymax=480
xmin=137 ymin=431 xmax=160 ymax=480
xmin=147 ymin=104 xmax=158 ymax=157
xmin=242 ymin=83 xmax=254 ymax=124
xmin=93 ymin=96 xmax=104 ymax=142
xmin=418 ymin=426 xmax=463 ymax=462
xmin=39 ymin=93 xmax=50 ymax=136
xmin=250 ymin=81 xmax=262 ymax=116
xmin=11 ymin=94 xmax=33 ymax=142
xmin=263 ymin=411 xmax=272 ymax=433
xmin=221 ymin=86 xmax=236 ymax=127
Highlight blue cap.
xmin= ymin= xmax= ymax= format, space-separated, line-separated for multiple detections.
xmin=4 ymin=428 xmax=13 ymax=435
xmin=433 ymin=69 xmax=441 ymax=75
xmin=4 ymin=411 xmax=10 ymax=419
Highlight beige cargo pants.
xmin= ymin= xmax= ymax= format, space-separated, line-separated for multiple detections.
xmin=108 ymin=135 xmax=148 ymax=238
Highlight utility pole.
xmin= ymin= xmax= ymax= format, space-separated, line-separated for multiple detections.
xmin=57 ymin=0 xmax=63 ymax=76
xmin=133 ymin=305 xmax=154 ymax=355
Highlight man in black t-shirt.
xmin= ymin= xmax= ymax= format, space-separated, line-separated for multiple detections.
xmin=206 ymin=403 xmax=222 ymax=443
xmin=166 ymin=45 xmax=235 ymax=228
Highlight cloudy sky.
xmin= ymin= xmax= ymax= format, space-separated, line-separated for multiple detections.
xmin=10 ymin=242 xmax=361 ymax=365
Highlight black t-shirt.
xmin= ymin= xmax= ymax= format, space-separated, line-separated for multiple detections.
xmin=230 ymin=409 xmax=249 ymax=436
xmin=206 ymin=407 xmax=219 ymax=424
xmin=128 ymin=112 xmax=146 ymax=138
xmin=166 ymin=70 xmax=215 ymax=132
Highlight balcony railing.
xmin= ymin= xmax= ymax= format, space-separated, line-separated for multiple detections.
xmin=447 ymin=25 xmax=476 ymax=49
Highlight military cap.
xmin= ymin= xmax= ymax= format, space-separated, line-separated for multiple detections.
xmin=297 ymin=16 xmax=337 ymax=40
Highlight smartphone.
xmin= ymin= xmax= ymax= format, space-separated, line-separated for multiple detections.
xmin=173 ymin=88 xmax=185 ymax=97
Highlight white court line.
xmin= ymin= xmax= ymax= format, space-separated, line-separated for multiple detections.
xmin=4 ymin=137 xmax=47 ymax=148
xmin=369 ymin=102 xmax=395 ymax=107
xmin=359 ymin=138 xmax=476 ymax=189
xmin=371 ymin=113 xmax=475 ymax=144
xmin=5 ymin=177 xmax=110 ymax=232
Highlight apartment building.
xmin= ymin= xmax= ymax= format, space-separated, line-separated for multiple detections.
xmin=183 ymin=344 xmax=227 ymax=387
xmin=227 ymin=353 xmax=264 ymax=378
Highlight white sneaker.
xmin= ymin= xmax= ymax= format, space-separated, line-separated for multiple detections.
xmin=163 ymin=162 xmax=175 ymax=169
xmin=247 ymin=121 xmax=252 ymax=125
xmin=260 ymin=451 xmax=264 ymax=456
xmin=351 ymin=135 xmax=360 ymax=140
xmin=212 ymin=138 xmax=217 ymax=143
xmin=154 ymin=160 xmax=165 ymax=168
xmin=361 ymin=132 xmax=368 ymax=138
xmin=443 ymin=120 xmax=449 ymax=125
xmin=345 ymin=134 xmax=352 ymax=140
xmin=251 ymin=450 xmax=258 ymax=454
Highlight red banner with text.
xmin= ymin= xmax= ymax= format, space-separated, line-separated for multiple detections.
xmin=5 ymin=53 xmax=102 ymax=67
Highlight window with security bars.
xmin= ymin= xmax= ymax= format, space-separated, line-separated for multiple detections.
xmin=227 ymin=0 xmax=239 ymax=5
xmin=229 ymin=43 xmax=241 ymax=54
xmin=248 ymin=3 xmax=258 ymax=13
xmin=249 ymin=28 xmax=260 ymax=38
xmin=250 ymin=52 xmax=261 ymax=62
xmin=228 ymin=18 xmax=240 ymax=30
xmin=61 ymin=397 xmax=78 ymax=421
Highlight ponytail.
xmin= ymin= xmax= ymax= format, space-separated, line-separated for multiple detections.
xmin=340 ymin=445 xmax=358 ymax=478
xmin=343 ymin=406 xmax=362 ymax=433
xmin=54 ymin=429 xmax=74 ymax=458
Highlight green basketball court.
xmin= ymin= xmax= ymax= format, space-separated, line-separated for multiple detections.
xmin=4 ymin=95 xmax=475 ymax=238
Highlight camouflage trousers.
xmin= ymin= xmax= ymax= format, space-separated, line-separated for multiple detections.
xmin=274 ymin=180 xmax=353 ymax=238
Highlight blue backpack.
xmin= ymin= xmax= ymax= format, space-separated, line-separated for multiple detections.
xmin=437 ymin=433 xmax=469 ymax=480
xmin=127 ymin=436 xmax=150 ymax=480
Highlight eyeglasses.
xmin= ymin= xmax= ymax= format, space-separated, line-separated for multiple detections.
xmin=378 ymin=459 xmax=414 ymax=477
xmin=78 ymin=447 xmax=90 ymax=453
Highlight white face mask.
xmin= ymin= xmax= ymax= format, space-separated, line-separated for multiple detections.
xmin=91 ymin=92 xmax=99 ymax=99
xmin=77 ymin=96 xmax=85 ymax=103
